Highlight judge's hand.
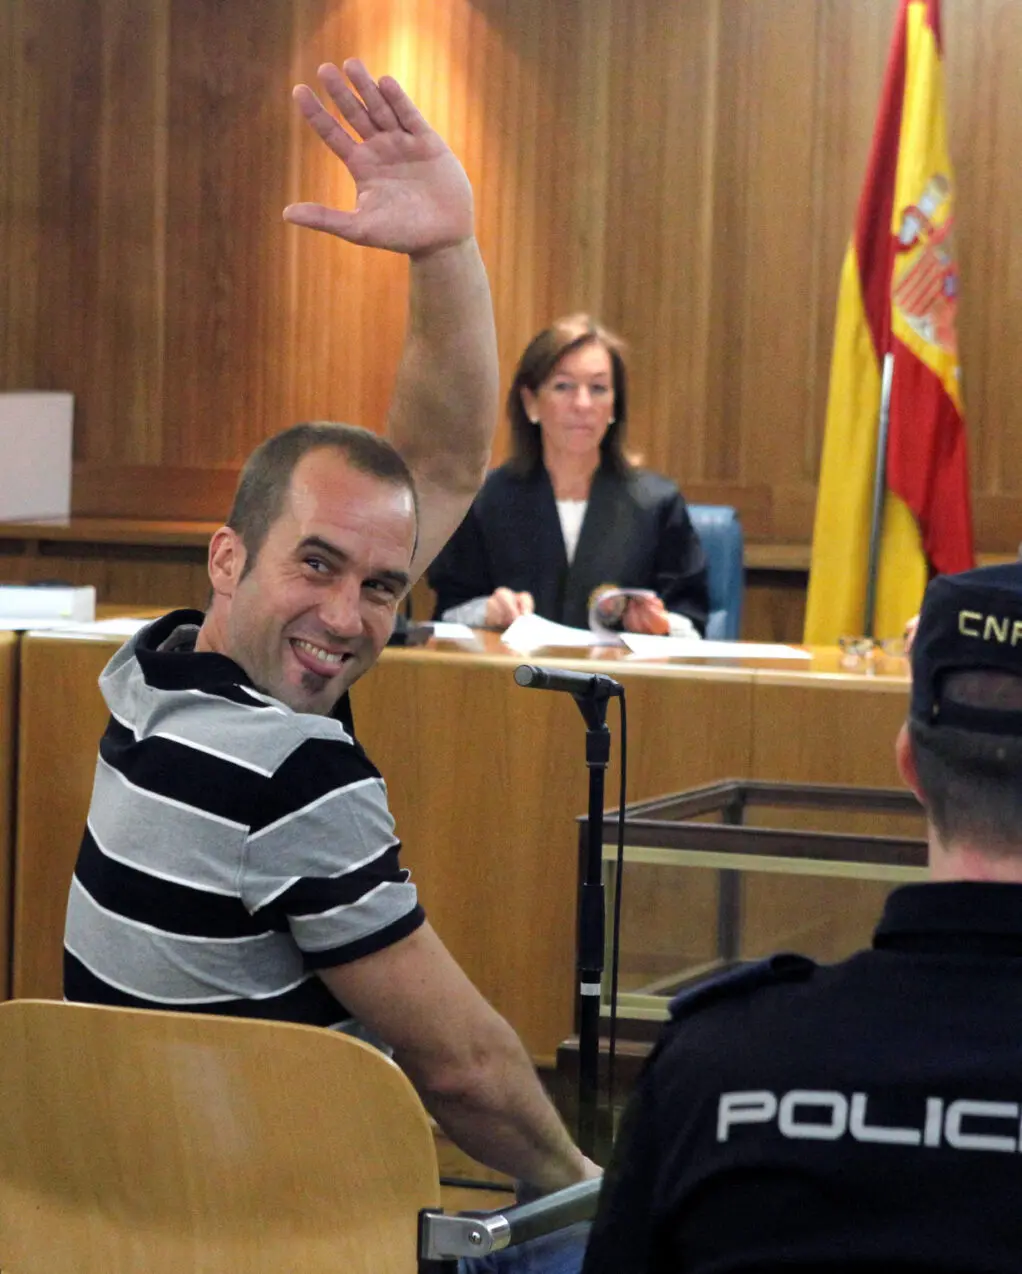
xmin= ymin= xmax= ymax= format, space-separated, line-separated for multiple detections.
xmin=284 ymin=59 xmax=473 ymax=257
xmin=622 ymin=595 xmax=670 ymax=635
xmin=485 ymin=588 xmax=535 ymax=629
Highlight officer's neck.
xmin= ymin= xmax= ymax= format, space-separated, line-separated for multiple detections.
xmin=929 ymin=835 xmax=1022 ymax=884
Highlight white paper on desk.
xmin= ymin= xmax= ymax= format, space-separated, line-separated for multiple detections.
xmin=622 ymin=634 xmax=812 ymax=661
xmin=23 ymin=617 xmax=152 ymax=639
xmin=429 ymin=621 xmax=477 ymax=641
xmin=500 ymin=613 xmax=623 ymax=653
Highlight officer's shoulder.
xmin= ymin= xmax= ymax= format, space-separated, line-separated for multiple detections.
xmin=668 ymin=953 xmax=817 ymax=1024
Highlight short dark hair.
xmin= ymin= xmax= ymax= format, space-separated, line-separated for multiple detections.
xmin=909 ymin=669 xmax=1022 ymax=853
xmin=506 ymin=314 xmax=631 ymax=477
xmin=226 ymin=422 xmax=418 ymax=574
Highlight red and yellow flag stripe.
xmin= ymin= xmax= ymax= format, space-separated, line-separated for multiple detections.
xmin=804 ymin=0 xmax=973 ymax=645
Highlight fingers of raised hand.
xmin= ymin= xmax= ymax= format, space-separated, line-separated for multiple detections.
xmin=519 ymin=593 xmax=535 ymax=616
xmin=291 ymin=83 xmax=356 ymax=161
xmin=338 ymin=58 xmax=401 ymax=134
xmin=313 ymin=62 xmax=377 ymax=141
xmin=377 ymin=75 xmax=429 ymax=135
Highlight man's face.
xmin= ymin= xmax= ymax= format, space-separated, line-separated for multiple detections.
xmin=211 ymin=449 xmax=415 ymax=715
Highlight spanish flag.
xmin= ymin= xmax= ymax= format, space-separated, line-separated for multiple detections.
xmin=803 ymin=0 xmax=973 ymax=644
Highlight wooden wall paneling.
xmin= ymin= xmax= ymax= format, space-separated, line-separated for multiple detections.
xmin=632 ymin=0 xmax=720 ymax=491
xmin=0 ymin=633 xmax=17 ymax=999
xmin=944 ymin=0 xmax=1022 ymax=540
xmin=0 ymin=1 xmax=41 ymax=390
xmin=71 ymin=465 xmax=240 ymax=521
xmin=556 ymin=1 xmax=613 ymax=329
xmin=742 ymin=568 xmax=808 ymax=644
xmin=471 ymin=0 xmax=616 ymax=429
xmin=82 ymin=0 xmax=170 ymax=468
xmin=697 ymin=1 xmax=751 ymax=497
xmin=488 ymin=0 xmax=536 ymax=385
xmin=4 ymin=0 xmax=1022 ymax=549
xmin=285 ymin=0 xmax=406 ymax=440
xmin=0 ymin=546 xmax=207 ymax=610
xmin=162 ymin=0 xmax=296 ymax=470
xmin=25 ymin=2 xmax=101 ymax=424
xmin=599 ymin=0 xmax=715 ymax=490
xmin=720 ymin=2 xmax=823 ymax=499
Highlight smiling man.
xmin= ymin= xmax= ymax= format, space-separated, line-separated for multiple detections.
xmin=201 ymin=429 xmax=418 ymax=714
xmin=63 ymin=59 xmax=597 ymax=1231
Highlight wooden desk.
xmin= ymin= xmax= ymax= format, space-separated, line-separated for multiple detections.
xmin=0 ymin=633 xmax=17 ymax=997
xmin=10 ymin=612 xmax=162 ymax=1000
xmin=13 ymin=636 xmax=121 ymax=1000
xmin=352 ymin=640 xmax=755 ymax=1059
xmin=11 ymin=629 xmax=912 ymax=1059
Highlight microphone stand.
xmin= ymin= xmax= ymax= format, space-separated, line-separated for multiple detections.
xmin=512 ymin=664 xmax=619 ymax=1159
xmin=571 ymin=684 xmax=613 ymax=1159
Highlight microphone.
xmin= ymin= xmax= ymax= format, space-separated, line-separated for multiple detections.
xmin=514 ymin=664 xmax=622 ymax=698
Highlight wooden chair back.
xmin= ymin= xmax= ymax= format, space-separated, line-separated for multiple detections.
xmin=0 ymin=999 xmax=440 ymax=1272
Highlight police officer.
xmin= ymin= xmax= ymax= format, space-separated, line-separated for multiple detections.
xmin=581 ymin=562 xmax=1022 ymax=1274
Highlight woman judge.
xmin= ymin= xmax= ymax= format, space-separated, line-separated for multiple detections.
xmin=428 ymin=314 xmax=709 ymax=637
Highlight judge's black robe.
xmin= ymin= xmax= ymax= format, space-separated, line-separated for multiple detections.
xmin=428 ymin=463 xmax=709 ymax=634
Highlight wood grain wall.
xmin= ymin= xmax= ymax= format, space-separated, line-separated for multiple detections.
xmin=2 ymin=0 xmax=1021 ymax=549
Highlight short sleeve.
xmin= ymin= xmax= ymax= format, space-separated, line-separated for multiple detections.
xmin=240 ymin=735 xmax=424 ymax=968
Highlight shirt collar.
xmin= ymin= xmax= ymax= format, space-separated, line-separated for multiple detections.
xmin=874 ymin=881 xmax=1022 ymax=956
xmin=133 ymin=608 xmax=355 ymax=732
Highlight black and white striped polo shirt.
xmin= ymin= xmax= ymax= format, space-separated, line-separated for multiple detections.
xmin=64 ymin=609 xmax=424 ymax=1031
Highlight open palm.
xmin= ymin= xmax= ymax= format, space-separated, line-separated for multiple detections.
xmin=284 ymin=60 xmax=473 ymax=257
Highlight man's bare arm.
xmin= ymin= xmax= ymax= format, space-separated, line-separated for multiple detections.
xmin=319 ymin=922 xmax=598 ymax=1193
xmin=284 ymin=59 xmax=498 ymax=582
xmin=386 ymin=238 xmax=497 ymax=580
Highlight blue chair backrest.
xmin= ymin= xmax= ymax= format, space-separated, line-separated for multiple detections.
xmin=687 ymin=503 xmax=744 ymax=640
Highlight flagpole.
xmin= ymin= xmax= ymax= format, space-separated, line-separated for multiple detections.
xmin=863 ymin=351 xmax=895 ymax=638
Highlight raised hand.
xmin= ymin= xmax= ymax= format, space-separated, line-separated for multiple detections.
xmin=283 ymin=59 xmax=474 ymax=258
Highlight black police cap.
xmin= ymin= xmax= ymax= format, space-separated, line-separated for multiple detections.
xmin=911 ymin=562 xmax=1022 ymax=735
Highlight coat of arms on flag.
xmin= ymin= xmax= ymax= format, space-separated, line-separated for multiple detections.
xmin=892 ymin=174 xmax=958 ymax=356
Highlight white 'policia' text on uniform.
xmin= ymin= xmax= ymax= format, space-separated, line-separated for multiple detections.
xmin=64 ymin=610 xmax=424 ymax=1031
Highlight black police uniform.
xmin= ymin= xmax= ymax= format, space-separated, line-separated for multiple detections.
xmin=581 ymin=880 xmax=1022 ymax=1274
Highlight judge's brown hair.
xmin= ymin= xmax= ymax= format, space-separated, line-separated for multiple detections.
xmin=506 ymin=314 xmax=631 ymax=477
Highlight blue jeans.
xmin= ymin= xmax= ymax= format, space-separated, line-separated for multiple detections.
xmin=459 ymin=1222 xmax=589 ymax=1274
